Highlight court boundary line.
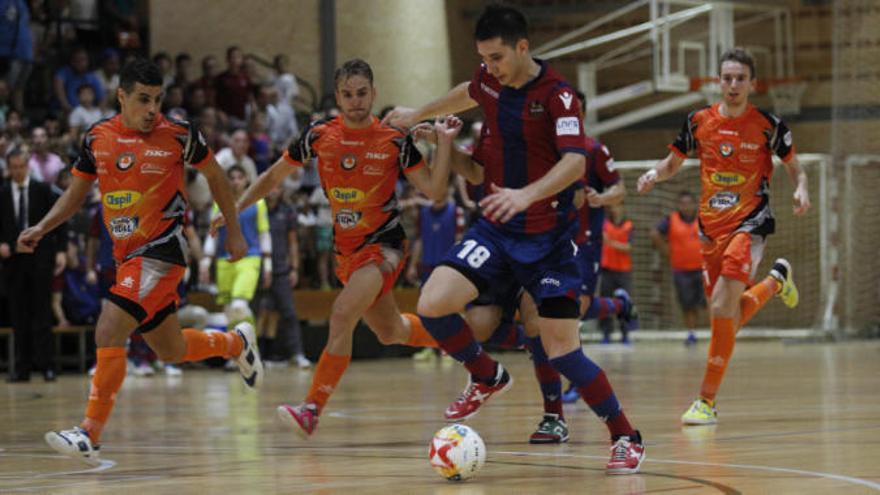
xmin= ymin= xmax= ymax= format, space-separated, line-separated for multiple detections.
xmin=496 ymin=450 xmax=880 ymax=491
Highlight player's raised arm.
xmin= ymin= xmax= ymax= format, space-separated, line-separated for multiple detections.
xmin=381 ymin=81 xmax=477 ymax=129
xmin=17 ymin=175 xmax=91 ymax=253
xmin=200 ymin=158 xmax=247 ymax=261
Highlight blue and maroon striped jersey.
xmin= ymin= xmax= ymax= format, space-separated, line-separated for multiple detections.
xmin=468 ymin=59 xmax=587 ymax=234
xmin=575 ymin=138 xmax=620 ymax=245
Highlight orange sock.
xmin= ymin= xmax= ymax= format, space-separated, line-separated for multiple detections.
xmin=403 ymin=313 xmax=437 ymax=348
xmin=739 ymin=276 xmax=779 ymax=327
xmin=699 ymin=317 xmax=735 ymax=402
xmin=81 ymin=347 xmax=127 ymax=444
xmin=181 ymin=328 xmax=243 ymax=361
xmin=305 ymin=351 xmax=351 ymax=414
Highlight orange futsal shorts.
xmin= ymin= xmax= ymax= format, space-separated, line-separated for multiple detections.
xmin=108 ymin=256 xmax=186 ymax=331
xmin=700 ymin=231 xmax=766 ymax=297
xmin=335 ymin=242 xmax=408 ymax=301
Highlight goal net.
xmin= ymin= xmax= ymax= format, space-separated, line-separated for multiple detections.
xmin=830 ymin=0 xmax=880 ymax=337
xmin=611 ymin=154 xmax=830 ymax=334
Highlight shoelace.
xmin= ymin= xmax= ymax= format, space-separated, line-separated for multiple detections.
xmin=611 ymin=438 xmax=631 ymax=460
xmin=455 ymin=381 xmax=479 ymax=402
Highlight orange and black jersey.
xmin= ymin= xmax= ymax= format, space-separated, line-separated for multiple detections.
xmin=669 ymin=103 xmax=795 ymax=240
xmin=72 ymin=113 xmax=212 ymax=266
xmin=282 ymin=115 xmax=425 ymax=256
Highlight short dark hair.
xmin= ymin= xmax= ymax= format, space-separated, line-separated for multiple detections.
xmin=226 ymin=46 xmax=241 ymax=59
xmin=719 ymin=47 xmax=756 ymax=80
xmin=6 ymin=147 xmax=27 ymax=163
xmin=227 ymin=164 xmax=248 ymax=180
xmin=575 ymin=90 xmax=587 ymax=113
xmin=152 ymin=51 xmax=171 ymax=64
xmin=334 ymin=59 xmax=373 ymax=88
xmin=119 ymin=58 xmax=164 ymax=93
xmin=175 ymin=53 xmax=191 ymax=65
xmin=76 ymin=83 xmax=95 ymax=95
xmin=475 ymin=4 xmax=529 ymax=46
xmin=679 ymin=190 xmax=696 ymax=200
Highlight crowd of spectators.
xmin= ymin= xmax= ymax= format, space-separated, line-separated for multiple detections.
xmin=0 ymin=3 xmax=485 ymax=340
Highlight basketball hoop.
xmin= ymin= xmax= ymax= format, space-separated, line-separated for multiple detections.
xmin=768 ymin=80 xmax=807 ymax=116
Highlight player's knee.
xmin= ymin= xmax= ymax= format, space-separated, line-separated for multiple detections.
xmin=538 ymin=297 xmax=580 ymax=319
xmin=709 ymin=294 xmax=735 ymax=317
xmin=417 ymin=289 xmax=460 ymax=318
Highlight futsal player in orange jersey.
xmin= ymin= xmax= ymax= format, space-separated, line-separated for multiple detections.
xmin=637 ymin=48 xmax=810 ymax=425
xmin=214 ymin=59 xmax=461 ymax=437
xmin=19 ymin=58 xmax=263 ymax=465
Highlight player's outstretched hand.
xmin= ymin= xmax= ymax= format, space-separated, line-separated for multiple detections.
xmin=16 ymin=225 xmax=45 ymax=253
xmin=209 ymin=213 xmax=226 ymax=236
xmin=225 ymin=231 xmax=248 ymax=262
xmin=434 ymin=115 xmax=463 ymax=143
xmin=793 ymin=185 xmax=811 ymax=216
xmin=637 ymin=169 xmax=658 ymax=194
xmin=480 ymin=183 xmax=531 ymax=224
xmin=381 ymin=106 xmax=419 ymax=129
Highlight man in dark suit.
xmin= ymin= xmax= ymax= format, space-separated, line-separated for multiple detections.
xmin=0 ymin=149 xmax=66 ymax=382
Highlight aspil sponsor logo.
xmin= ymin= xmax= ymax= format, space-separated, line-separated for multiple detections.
xmin=340 ymin=140 xmax=364 ymax=146
xmin=330 ymin=187 xmax=365 ymax=203
xmin=710 ymin=172 xmax=746 ymax=186
xmin=103 ymin=190 xmax=142 ymax=210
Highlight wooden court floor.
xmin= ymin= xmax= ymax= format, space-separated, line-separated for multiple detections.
xmin=1 ymin=340 xmax=879 ymax=494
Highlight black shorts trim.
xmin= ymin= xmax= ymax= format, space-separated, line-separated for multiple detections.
xmin=538 ymin=296 xmax=580 ymax=319
xmin=437 ymin=261 xmax=489 ymax=295
xmin=136 ymin=302 xmax=177 ymax=334
xmin=107 ymin=292 xmax=148 ymax=322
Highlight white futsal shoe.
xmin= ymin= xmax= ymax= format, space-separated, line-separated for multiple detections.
xmin=45 ymin=427 xmax=101 ymax=466
xmin=233 ymin=322 xmax=264 ymax=390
